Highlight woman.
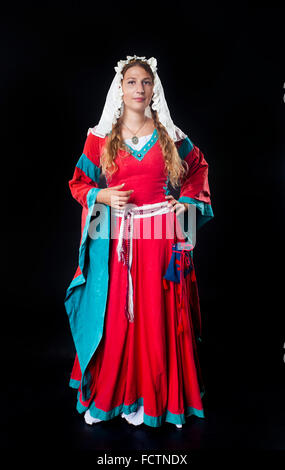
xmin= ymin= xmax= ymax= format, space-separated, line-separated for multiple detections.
xmin=64 ymin=55 xmax=214 ymax=429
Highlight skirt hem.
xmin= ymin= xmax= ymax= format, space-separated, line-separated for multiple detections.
xmin=71 ymin=387 xmax=206 ymax=427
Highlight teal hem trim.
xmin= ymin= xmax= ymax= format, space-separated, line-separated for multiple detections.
xmin=75 ymin=391 xmax=205 ymax=427
xmin=69 ymin=378 xmax=80 ymax=389
xmin=76 ymin=153 xmax=101 ymax=183
xmin=178 ymin=196 xmax=214 ymax=230
xmin=177 ymin=136 xmax=194 ymax=160
xmin=124 ymin=129 xmax=158 ymax=161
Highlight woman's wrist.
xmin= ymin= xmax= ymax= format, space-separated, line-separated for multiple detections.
xmin=95 ymin=188 xmax=104 ymax=204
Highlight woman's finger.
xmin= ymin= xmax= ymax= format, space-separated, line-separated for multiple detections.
xmin=165 ymin=195 xmax=174 ymax=203
xmin=171 ymin=202 xmax=185 ymax=214
xmin=166 ymin=197 xmax=176 ymax=207
xmin=170 ymin=201 xmax=178 ymax=212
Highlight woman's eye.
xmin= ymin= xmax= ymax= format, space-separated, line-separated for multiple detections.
xmin=127 ymin=80 xmax=152 ymax=85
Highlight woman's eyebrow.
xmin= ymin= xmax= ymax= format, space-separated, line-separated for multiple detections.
xmin=126 ymin=76 xmax=152 ymax=80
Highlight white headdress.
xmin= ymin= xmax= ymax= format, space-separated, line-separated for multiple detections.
xmin=87 ymin=55 xmax=187 ymax=142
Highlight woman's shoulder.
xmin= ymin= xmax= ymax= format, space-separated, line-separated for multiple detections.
xmin=87 ymin=125 xmax=108 ymax=141
xmin=85 ymin=125 xmax=108 ymax=151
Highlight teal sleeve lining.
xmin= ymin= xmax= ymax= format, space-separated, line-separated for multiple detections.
xmin=178 ymin=196 xmax=214 ymax=230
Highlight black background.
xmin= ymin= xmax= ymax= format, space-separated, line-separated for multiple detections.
xmin=1 ymin=1 xmax=284 ymax=461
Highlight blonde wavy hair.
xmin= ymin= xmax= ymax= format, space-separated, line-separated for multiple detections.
xmin=100 ymin=59 xmax=188 ymax=189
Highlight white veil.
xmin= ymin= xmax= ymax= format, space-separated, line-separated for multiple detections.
xmin=87 ymin=55 xmax=187 ymax=143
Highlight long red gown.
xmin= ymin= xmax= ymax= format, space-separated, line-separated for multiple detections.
xmin=67 ymin=127 xmax=214 ymax=427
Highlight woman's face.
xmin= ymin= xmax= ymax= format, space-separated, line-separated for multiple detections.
xmin=121 ymin=65 xmax=154 ymax=113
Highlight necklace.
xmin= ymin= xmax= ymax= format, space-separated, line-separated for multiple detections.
xmin=122 ymin=116 xmax=147 ymax=145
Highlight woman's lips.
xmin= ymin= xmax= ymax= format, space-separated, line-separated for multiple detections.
xmin=133 ymin=98 xmax=145 ymax=102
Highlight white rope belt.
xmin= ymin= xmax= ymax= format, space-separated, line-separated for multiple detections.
xmin=113 ymin=201 xmax=172 ymax=323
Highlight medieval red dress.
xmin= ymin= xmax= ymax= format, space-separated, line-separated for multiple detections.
xmin=65 ymin=127 xmax=214 ymax=428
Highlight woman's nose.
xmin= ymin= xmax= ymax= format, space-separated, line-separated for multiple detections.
xmin=136 ymin=83 xmax=145 ymax=93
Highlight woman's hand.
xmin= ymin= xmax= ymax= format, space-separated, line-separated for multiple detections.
xmin=96 ymin=183 xmax=134 ymax=209
xmin=165 ymin=195 xmax=188 ymax=216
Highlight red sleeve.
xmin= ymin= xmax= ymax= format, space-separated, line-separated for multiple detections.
xmin=68 ymin=132 xmax=102 ymax=210
xmin=175 ymin=136 xmax=214 ymax=229
xmin=176 ymin=137 xmax=211 ymax=203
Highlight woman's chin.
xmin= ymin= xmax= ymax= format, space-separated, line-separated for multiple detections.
xmin=125 ymin=102 xmax=149 ymax=113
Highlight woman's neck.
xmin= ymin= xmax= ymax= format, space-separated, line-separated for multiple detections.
xmin=120 ymin=109 xmax=146 ymax=130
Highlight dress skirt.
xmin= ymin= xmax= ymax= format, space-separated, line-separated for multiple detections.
xmin=69 ymin=207 xmax=205 ymax=427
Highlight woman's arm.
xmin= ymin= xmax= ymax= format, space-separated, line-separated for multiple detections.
xmin=175 ymin=136 xmax=214 ymax=229
xmin=69 ymin=133 xmax=134 ymax=210
xmin=68 ymin=132 xmax=102 ymax=210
